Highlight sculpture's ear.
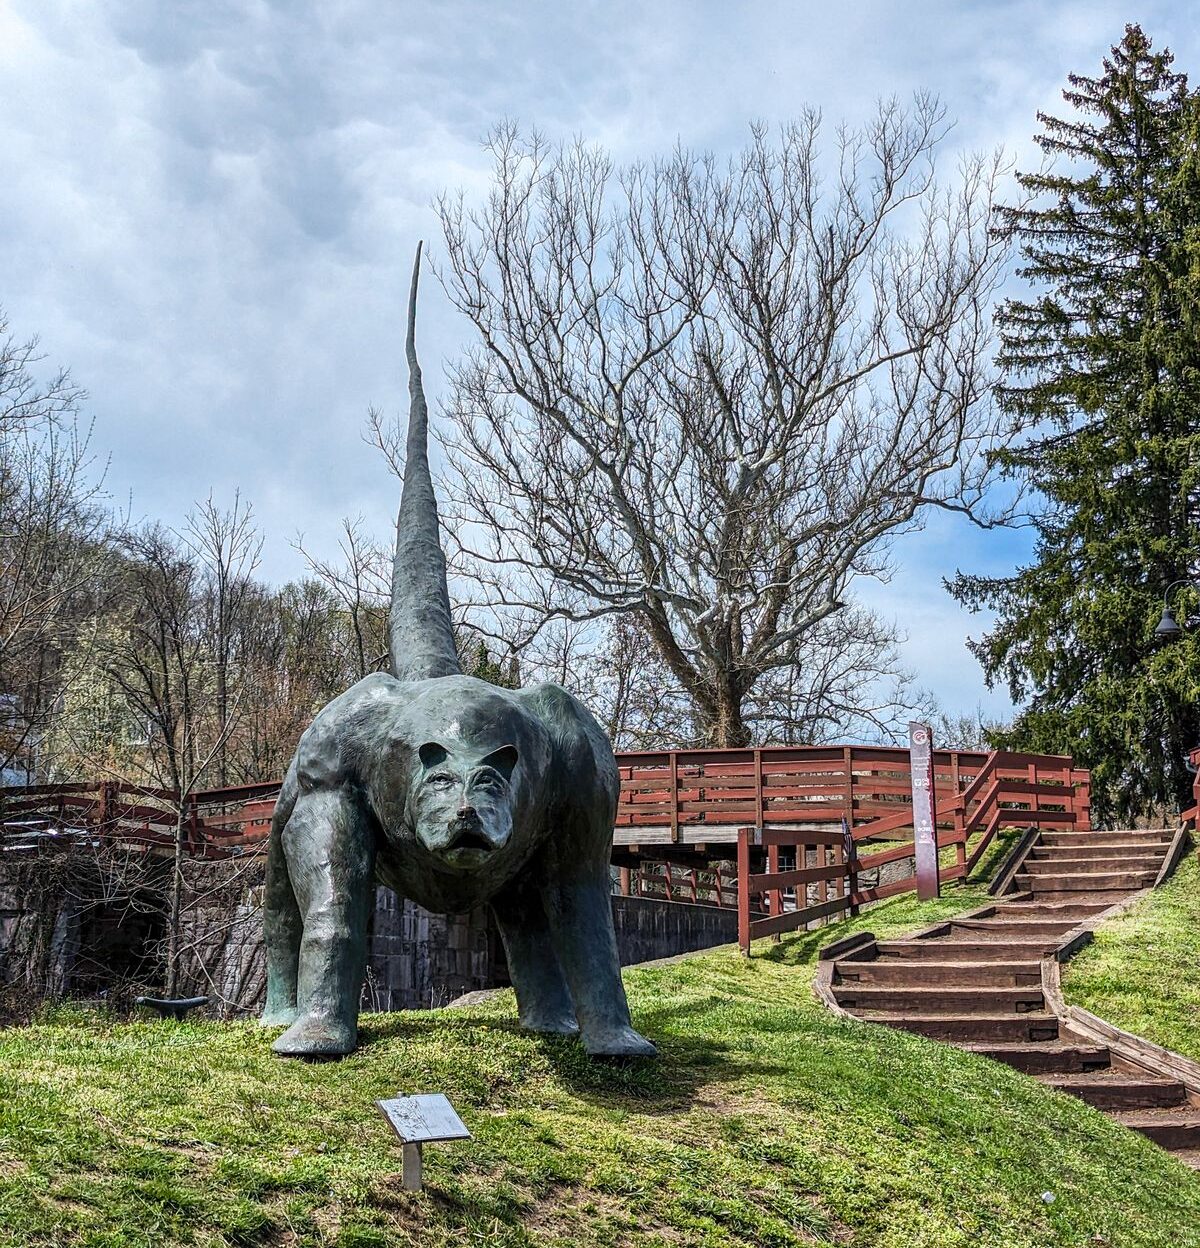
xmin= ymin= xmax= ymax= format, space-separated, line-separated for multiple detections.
xmin=480 ymin=745 xmax=519 ymax=782
xmin=418 ymin=741 xmax=448 ymax=770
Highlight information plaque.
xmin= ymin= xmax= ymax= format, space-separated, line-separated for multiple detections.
xmin=376 ymin=1093 xmax=471 ymax=1191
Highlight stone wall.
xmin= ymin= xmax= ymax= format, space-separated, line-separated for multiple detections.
xmin=611 ymin=895 xmax=740 ymax=965
xmin=2 ymin=852 xmax=746 ymax=1018
xmin=366 ymin=887 xmax=494 ymax=1011
xmin=174 ymin=874 xmax=496 ymax=1015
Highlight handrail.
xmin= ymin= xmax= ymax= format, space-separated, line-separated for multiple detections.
xmin=737 ymin=748 xmax=1091 ymax=954
xmin=1 ymin=743 xmax=1090 ymax=866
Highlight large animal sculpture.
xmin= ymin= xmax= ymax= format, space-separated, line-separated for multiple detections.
xmin=260 ymin=246 xmax=656 ymax=1060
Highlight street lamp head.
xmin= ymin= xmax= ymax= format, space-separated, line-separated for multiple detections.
xmin=1156 ymin=606 xmax=1183 ymax=639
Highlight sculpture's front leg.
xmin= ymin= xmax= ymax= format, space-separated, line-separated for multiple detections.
xmin=541 ymin=854 xmax=657 ymax=1058
xmin=272 ymin=787 xmax=375 ymax=1058
xmin=491 ymin=877 xmax=578 ymax=1036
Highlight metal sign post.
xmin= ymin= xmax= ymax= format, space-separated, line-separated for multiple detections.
xmin=376 ymin=1093 xmax=472 ymax=1192
xmin=908 ymin=721 xmax=940 ymax=900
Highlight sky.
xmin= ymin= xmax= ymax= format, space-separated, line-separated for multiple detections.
xmin=3 ymin=0 xmax=1198 ymax=728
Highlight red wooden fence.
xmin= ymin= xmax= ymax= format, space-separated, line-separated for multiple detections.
xmin=0 ymin=747 xmax=1090 ymax=911
xmin=615 ymin=744 xmax=1089 ymax=845
xmin=735 ymin=748 xmax=1092 ymax=953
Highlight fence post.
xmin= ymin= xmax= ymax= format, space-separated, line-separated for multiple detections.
xmin=1028 ymin=759 xmax=1039 ymax=827
xmin=754 ymin=748 xmax=764 ymax=832
xmin=669 ymin=752 xmax=679 ymax=843
xmin=843 ymin=817 xmax=859 ymax=917
xmin=842 ymin=744 xmax=854 ymax=830
xmin=951 ymin=753 xmax=966 ymax=873
xmin=767 ymin=839 xmax=780 ymax=939
xmin=909 ymin=721 xmax=940 ymax=900
xmin=737 ymin=826 xmax=752 ymax=956
xmin=96 ymin=780 xmax=114 ymax=828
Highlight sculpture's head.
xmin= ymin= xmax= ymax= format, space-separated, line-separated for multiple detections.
xmin=410 ymin=739 xmax=522 ymax=869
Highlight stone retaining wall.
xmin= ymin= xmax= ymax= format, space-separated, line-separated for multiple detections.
xmin=1 ymin=853 xmax=753 ymax=1018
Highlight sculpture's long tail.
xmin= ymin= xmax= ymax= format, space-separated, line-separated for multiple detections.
xmin=389 ymin=242 xmax=461 ymax=681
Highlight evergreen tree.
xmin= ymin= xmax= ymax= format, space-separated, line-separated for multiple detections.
xmin=951 ymin=26 xmax=1200 ymax=824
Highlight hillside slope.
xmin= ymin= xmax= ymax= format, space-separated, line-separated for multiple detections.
xmin=1064 ymin=852 xmax=1200 ymax=1062
xmin=1 ymin=884 xmax=1198 ymax=1248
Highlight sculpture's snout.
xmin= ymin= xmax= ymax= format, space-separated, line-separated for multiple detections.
xmin=447 ymin=807 xmax=502 ymax=853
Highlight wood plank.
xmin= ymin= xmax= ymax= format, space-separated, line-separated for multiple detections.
xmin=856 ymin=843 xmax=916 ymax=871
xmin=749 ymin=895 xmax=850 ymax=939
xmin=853 ymin=875 xmax=918 ymax=904
xmin=748 ymin=862 xmax=846 ymax=892
xmin=753 ymin=827 xmax=849 ymax=847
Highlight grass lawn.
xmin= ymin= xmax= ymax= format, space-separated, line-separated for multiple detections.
xmin=1063 ymin=849 xmax=1200 ymax=1062
xmin=2 ymin=879 xmax=1199 ymax=1248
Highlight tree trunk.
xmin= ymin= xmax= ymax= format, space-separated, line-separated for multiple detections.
xmin=702 ymin=682 xmax=752 ymax=748
xmin=164 ymin=797 xmax=188 ymax=997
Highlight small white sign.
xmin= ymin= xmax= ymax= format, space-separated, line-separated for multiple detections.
xmin=377 ymin=1094 xmax=471 ymax=1145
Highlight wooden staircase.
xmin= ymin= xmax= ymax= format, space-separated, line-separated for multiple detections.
xmin=823 ymin=827 xmax=1200 ymax=1168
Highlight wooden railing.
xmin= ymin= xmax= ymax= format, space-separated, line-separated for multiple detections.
xmin=0 ymin=747 xmax=1090 ymax=890
xmin=736 ymin=749 xmax=1091 ymax=953
xmin=0 ymin=779 xmax=281 ymax=858
xmin=617 ymin=860 xmax=737 ymax=908
xmin=615 ymin=744 xmax=1089 ymax=845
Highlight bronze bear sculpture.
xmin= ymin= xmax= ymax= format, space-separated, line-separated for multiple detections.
xmin=260 ymin=246 xmax=656 ymax=1060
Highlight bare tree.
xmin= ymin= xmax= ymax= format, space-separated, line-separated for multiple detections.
xmin=296 ymin=517 xmax=390 ymax=680
xmin=432 ymin=105 xmax=1014 ymax=746
xmin=96 ymin=524 xmax=217 ymax=994
xmin=0 ymin=312 xmax=108 ymax=779
xmin=184 ymin=492 xmax=263 ymax=787
xmin=934 ymin=705 xmax=1008 ymax=752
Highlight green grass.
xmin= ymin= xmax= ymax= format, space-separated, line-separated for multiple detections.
xmin=1064 ymin=849 xmax=1200 ymax=1062
xmin=2 ymin=881 xmax=1198 ymax=1248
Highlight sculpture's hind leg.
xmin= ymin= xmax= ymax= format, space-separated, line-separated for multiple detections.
xmin=491 ymin=878 xmax=578 ymax=1036
xmin=272 ymin=788 xmax=375 ymax=1058
xmin=540 ymin=848 xmax=656 ymax=1058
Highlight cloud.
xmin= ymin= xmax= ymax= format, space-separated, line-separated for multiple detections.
xmin=2 ymin=0 xmax=1195 ymax=723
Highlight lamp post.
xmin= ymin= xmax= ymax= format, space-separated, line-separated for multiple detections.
xmin=1153 ymin=580 xmax=1200 ymax=823
xmin=1154 ymin=579 xmax=1197 ymax=639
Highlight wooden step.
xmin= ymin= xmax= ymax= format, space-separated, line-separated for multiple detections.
xmin=1037 ymin=1071 xmax=1189 ymax=1110
xmin=1022 ymin=854 xmax=1163 ymax=874
xmin=834 ymin=984 xmax=1045 ymax=1013
xmin=837 ymin=960 xmax=1042 ymax=987
xmin=1023 ymin=889 xmax=1134 ymax=906
xmin=1017 ymin=871 xmax=1155 ymax=892
xmin=1039 ymin=830 xmax=1172 ymax=848
xmin=863 ymin=1012 xmax=1061 ymax=1042
xmin=1030 ymin=844 xmax=1168 ymax=861
xmin=961 ymin=1042 xmax=1111 ymax=1074
xmin=875 ymin=938 xmax=1059 ymax=960
xmin=989 ymin=900 xmax=1108 ymax=919
xmin=950 ymin=917 xmax=1082 ymax=937
xmin=1114 ymin=1110 xmax=1200 ymax=1149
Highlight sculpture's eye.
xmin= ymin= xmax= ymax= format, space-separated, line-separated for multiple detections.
xmin=472 ymin=770 xmax=504 ymax=791
xmin=427 ymin=773 xmax=455 ymax=791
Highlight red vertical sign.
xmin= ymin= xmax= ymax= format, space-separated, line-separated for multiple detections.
xmin=909 ymin=721 xmax=940 ymax=900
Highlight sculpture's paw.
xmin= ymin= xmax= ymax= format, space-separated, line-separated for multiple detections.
xmin=583 ymin=1025 xmax=658 ymax=1059
xmin=272 ymin=1013 xmax=357 ymax=1059
xmin=520 ymin=1011 xmax=579 ymax=1037
xmin=260 ymin=1005 xmax=300 ymax=1028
